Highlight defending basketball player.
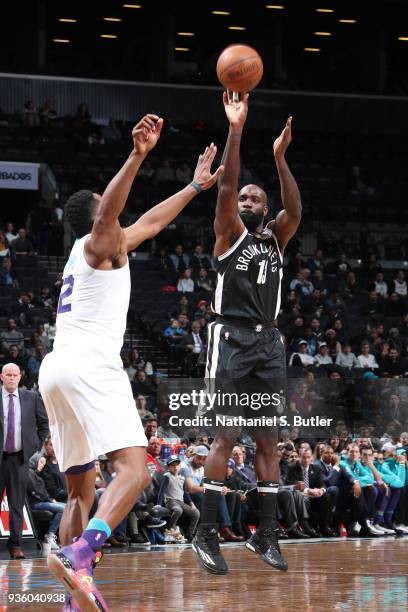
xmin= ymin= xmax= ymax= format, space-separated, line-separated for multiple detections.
xmin=192 ymin=92 xmax=301 ymax=574
xmin=39 ymin=114 xmax=223 ymax=611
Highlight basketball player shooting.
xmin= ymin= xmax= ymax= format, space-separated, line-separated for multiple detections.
xmin=39 ymin=114 xmax=223 ymax=611
xmin=192 ymin=92 xmax=301 ymax=574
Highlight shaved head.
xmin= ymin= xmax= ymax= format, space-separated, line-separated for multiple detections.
xmin=239 ymin=184 xmax=268 ymax=204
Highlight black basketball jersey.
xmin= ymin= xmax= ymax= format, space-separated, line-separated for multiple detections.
xmin=211 ymin=228 xmax=283 ymax=324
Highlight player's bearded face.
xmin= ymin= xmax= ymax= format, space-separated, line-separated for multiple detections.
xmin=239 ymin=208 xmax=264 ymax=231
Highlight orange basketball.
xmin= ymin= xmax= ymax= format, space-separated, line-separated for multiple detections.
xmin=216 ymin=44 xmax=263 ymax=93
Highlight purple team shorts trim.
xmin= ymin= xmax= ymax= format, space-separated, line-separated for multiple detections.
xmin=65 ymin=460 xmax=95 ymax=475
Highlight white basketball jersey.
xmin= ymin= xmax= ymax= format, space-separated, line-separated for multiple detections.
xmin=53 ymin=235 xmax=130 ymax=357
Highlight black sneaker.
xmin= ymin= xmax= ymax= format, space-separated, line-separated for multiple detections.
xmin=192 ymin=523 xmax=228 ymax=575
xmin=246 ymin=527 xmax=288 ymax=571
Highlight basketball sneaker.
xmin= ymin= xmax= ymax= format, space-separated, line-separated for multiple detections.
xmin=246 ymin=527 xmax=288 ymax=571
xmin=192 ymin=523 xmax=228 ymax=574
xmin=47 ymin=539 xmax=107 ymax=612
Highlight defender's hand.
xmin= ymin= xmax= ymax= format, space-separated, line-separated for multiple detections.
xmin=273 ymin=116 xmax=292 ymax=159
xmin=192 ymin=143 xmax=224 ymax=191
xmin=223 ymin=91 xmax=249 ymax=130
xmin=132 ymin=114 xmax=163 ymax=155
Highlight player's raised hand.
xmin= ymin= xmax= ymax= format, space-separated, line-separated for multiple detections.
xmin=223 ymin=90 xmax=249 ymax=130
xmin=273 ymin=116 xmax=292 ymax=159
xmin=132 ymin=114 xmax=163 ymax=155
xmin=192 ymin=143 xmax=224 ymax=190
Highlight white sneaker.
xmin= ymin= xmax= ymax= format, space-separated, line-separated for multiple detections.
xmin=378 ymin=524 xmax=396 ymax=535
xmin=44 ymin=533 xmax=59 ymax=550
xmin=394 ymin=524 xmax=408 ymax=534
xmin=366 ymin=521 xmax=385 ymax=535
xmin=163 ymin=529 xmax=175 ymax=543
xmin=170 ymin=527 xmax=186 ymax=543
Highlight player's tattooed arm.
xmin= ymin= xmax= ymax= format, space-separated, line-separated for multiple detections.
xmin=124 ymin=144 xmax=223 ymax=252
xmin=273 ymin=116 xmax=302 ymax=252
xmin=213 ymin=91 xmax=248 ymax=257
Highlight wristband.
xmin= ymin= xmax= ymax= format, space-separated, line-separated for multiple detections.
xmin=190 ymin=181 xmax=203 ymax=194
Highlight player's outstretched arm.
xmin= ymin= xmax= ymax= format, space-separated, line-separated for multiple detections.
xmin=273 ymin=116 xmax=302 ymax=252
xmin=86 ymin=114 xmax=163 ymax=266
xmin=213 ymin=91 xmax=247 ymax=257
xmin=124 ymin=143 xmax=224 ymax=252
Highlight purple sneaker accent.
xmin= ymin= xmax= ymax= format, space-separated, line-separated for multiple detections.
xmin=48 ymin=538 xmax=107 ymax=612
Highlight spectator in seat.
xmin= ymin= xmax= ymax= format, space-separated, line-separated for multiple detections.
xmin=372 ymin=272 xmax=388 ymax=298
xmin=307 ymin=249 xmax=324 ymax=274
xmin=11 ymin=293 xmax=35 ymax=325
xmin=40 ymin=437 xmax=67 ymax=502
xmin=170 ymin=244 xmax=189 ymax=273
xmin=290 ymin=268 xmax=314 ymax=296
xmin=340 ymin=271 xmax=362 ymax=301
xmin=361 ymin=291 xmax=385 ymax=323
xmin=196 ymin=269 xmax=214 ymax=292
xmin=22 ymin=100 xmax=40 ymax=129
xmin=285 ymin=448 xmax=334 ymax=536
xmin=157 ymin=412 xmax=178 ymax=439
xmin=10 ymin=229 xmax=34 ymax=256
xmin=386 ymin=394 xmax=406 ymax=423
xmin=288 ymin=340 xmax=314 ymax=367
xmin=132 ymin=370 xmax=155 ymax=397
xmin=385 ymin=293 xmax=404 ymax=319
xmin=313 ymin=342 xmax=333 ymax=367
xmin=28 ymin=456 xmax=65 ymax=550
xmin=393 ymin=270 xmax=407 ymax=297
xmin=146 ymin=437 xmax=165 ymax=475
xmin=191 ymin=245 xmax=211 ymax=273
xmin=135 ymin=395 xmax=155 ymax=421
xmin=314 ymin=445 xmax=350 ymax=530
xmin=289 ymin=381 xmax=313 ymax=416
xmin=177 ymin=268 xmax=194 ymax=293
xmin=5 ymin=222 xmax=17 ymax=244
xmin=380 ymin=349 xmax=405 ymax=377
xmin=158 ymin=455 xmax=199 ymax=543
xmin=27 ymin=342 xmax=47 ymax=385
xmin=180 ymin=320 xmax=205 ymax=375
xmin=4 ymin=344 xmax=26 ymax=370
xmin=129 ymin=347 xmax=153 ymax=375
xmin=163 ymin=320 xmax=184 ymax=347
xmin=156 ymin=247 xmax=174 ymax=281
xmin=232 ymin=446 xmax=256 ymax=485
xmin=0 ymin=319 xmax=24 ymax=354
xmin=311 ymin=269 xmax=328 ymax=295
xmin=181 ymin=446 xmax=242 ymax=542
xmin=357 ymin=342 xmax=379 ymax=370
xmin=144 ymin=418 xmax=158 ymax=441
xmin=335 ymin=344 xmax=358 ymax=370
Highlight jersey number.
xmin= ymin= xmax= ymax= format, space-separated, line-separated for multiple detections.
xmin=257 ymin=260 xmax=268 ymax=285
xmin=57 ymin=275 xmax=74 ymax=313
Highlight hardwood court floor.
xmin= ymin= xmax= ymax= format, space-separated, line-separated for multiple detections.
xmin=1 ymin=539 xmax=407 ymax=611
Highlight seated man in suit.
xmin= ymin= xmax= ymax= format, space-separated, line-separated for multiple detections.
xmin=285 ymin=447 xmax=334 ymax=536
xmin=314 ymin=444 xmax=350 ymax=529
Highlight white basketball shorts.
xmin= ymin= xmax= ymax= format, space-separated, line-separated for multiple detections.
xmin=38 ymin=348 xmax=147 ymax=472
